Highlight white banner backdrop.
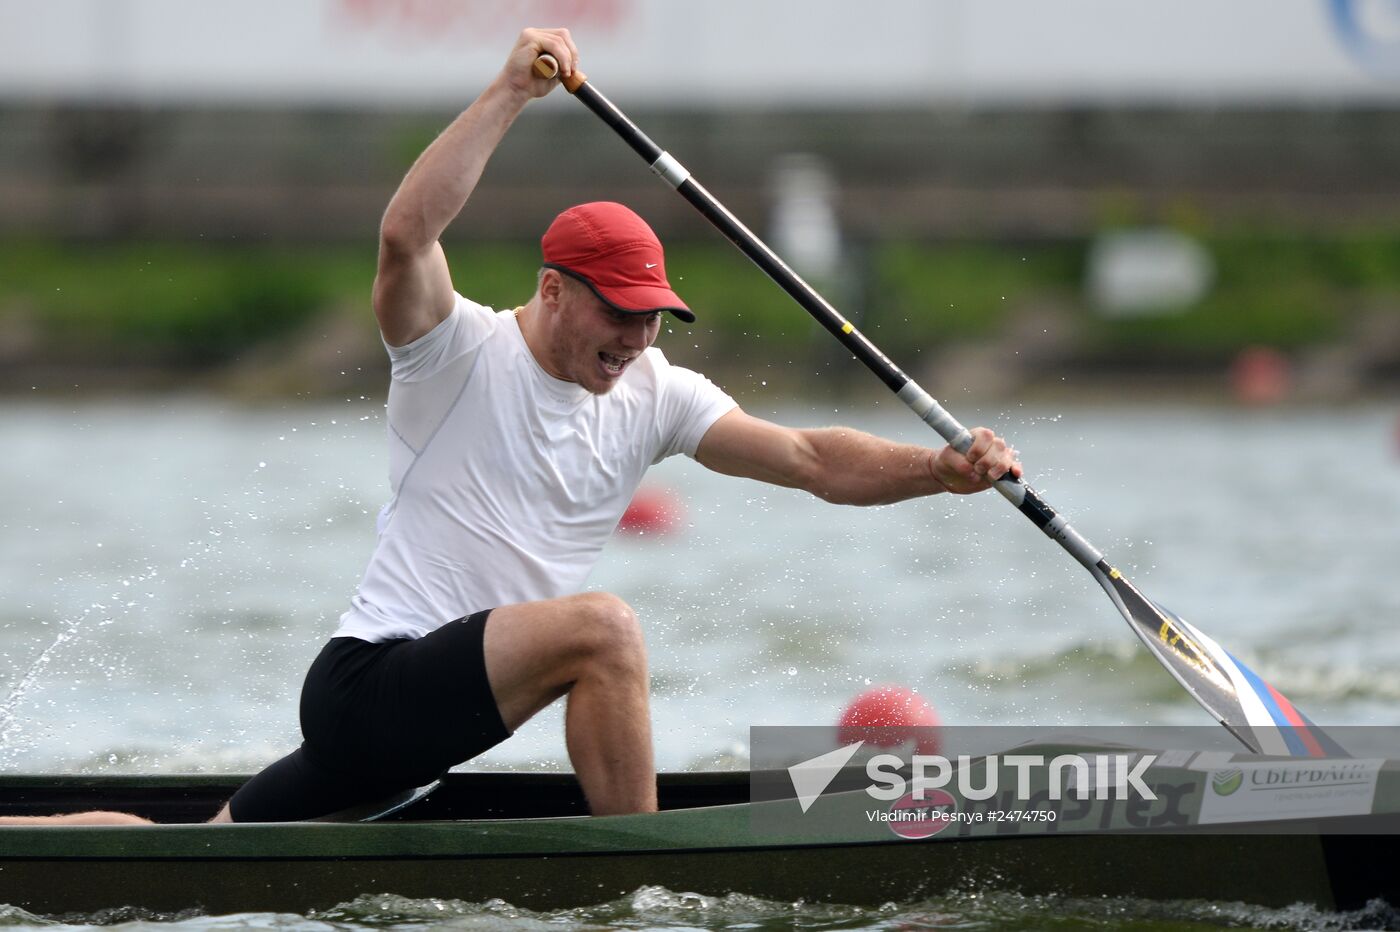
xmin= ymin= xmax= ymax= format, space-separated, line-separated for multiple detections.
xmin=2 ymin=0 xmax=1399 ymax=106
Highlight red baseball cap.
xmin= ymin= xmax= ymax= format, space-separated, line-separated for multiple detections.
xmin=541 ymin=202 xmax=695 ymax=323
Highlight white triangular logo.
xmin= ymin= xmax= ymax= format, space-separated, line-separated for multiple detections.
xmin=788 ymin=741 xmax=864 ymax=813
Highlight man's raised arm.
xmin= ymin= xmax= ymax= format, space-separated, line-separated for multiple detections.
xmin=374 ymin=27 xmax=579 ymax=347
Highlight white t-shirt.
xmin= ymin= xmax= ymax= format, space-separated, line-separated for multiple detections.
xmin=334 ymin=294 xmax=737 ymax=642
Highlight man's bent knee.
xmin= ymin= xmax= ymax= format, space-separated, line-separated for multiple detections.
xmin=569 ymin=592 xmax=645 ymax=663
xmin=484 ymin=592 xmax=650 ymax=732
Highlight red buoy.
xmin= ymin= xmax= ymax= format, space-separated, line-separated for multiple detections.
xmin=617 ymin=486 xmax=684 ymax=536
xmin=1230 ymin=346 xmax=1292 ymax=405
xmin=837 ymin=685 xmax=942 ymax=755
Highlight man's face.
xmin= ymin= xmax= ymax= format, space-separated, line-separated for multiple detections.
xmin=544 ymin=275 xmax=662 ymax=395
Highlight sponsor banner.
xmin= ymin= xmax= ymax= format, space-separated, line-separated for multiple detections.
xmin=1198 ymin=759 xmax=1383 ymax=823
xmin=2 ymin=0 xmax=1399 ymax=106
xmin=749 ymin=726 xmax=1400 ymax=839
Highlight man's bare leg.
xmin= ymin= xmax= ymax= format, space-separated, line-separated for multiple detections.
xmin=206 ymin=592 xmax=657 ymax=824
xmin=484 ymin=592 xmax=657 ymax=815
xmin=7 ymin=592 xmax=655 ymax=826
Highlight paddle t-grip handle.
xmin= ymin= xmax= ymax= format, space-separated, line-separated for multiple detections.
xmin=533 ymin=54 xmax=587 ymax=93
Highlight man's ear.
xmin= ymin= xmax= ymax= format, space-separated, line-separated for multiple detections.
xmin=540 ymin=268 xmax=565 ymax=309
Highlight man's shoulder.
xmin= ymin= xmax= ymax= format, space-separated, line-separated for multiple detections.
xmin=624 ymin=348 xmax=729 ymax=408
xmin=429 ymin=294 xmax=516 ymax=351
xmin=620 ymin=347 xmax=697 ymax=391
xmin=454 ymin=293 xmax=514 ymax=327
xmin=384 ymin=294 xmax=514 ymax=382
xmin=637 ymin=345 xmax=709 ymax=379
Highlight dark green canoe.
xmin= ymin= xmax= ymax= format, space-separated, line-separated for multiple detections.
xmin=1 ymin=757 xmax=1395 ymax=917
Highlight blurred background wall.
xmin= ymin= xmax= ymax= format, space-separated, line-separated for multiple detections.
xmin=2 ymin=0 xmax=1399 ymax=401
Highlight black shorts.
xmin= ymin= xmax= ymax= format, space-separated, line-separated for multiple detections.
xmin=227 ymin=609 xmax=511 ymax=822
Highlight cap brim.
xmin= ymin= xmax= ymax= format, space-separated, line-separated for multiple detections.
xmin=596 ymin=284 xmax=696 ymax=324
xmin=547 ymin=263 xmax=696 ymax=323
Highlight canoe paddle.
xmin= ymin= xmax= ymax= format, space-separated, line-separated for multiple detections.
xmin=534 ymin=55 xmax=1342 ymax=759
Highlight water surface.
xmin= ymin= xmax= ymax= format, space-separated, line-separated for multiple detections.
xmin=1 ymin=398 xmax=1398 ymax=929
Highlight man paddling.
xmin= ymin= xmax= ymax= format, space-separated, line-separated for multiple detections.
xmin=5 ymin=27 xmax=1019 ymax=826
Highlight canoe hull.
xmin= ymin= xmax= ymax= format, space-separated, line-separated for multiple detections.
xmin=0 ymin=830 xmax=1375 ymax=916
xmin=0 ymin=768 xmax=1395 ymax=916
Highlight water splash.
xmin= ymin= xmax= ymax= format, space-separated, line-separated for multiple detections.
xmin=0 ymin=567 xmax=162 ymax=768
xmin=0 ymin=603 xmax=107 ymax=767
xmin=5 ymin=890 xmax=1396 ymax=931
xmin=300 ymin=887 xmax=1400 ymax=932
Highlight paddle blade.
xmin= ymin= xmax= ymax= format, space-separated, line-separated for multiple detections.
xmin=1092 ymin=561 xmax=1345 ymax=758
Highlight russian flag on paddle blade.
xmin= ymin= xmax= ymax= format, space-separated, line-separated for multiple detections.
xmin=1159 ymin=600 xmax=1348 ymax=759
xmin=1227 ymin=651 xmax=1349 ymax=758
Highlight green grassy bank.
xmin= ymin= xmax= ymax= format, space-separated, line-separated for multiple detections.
xmin=3 ymin=232 xmax=1398 ymax=391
